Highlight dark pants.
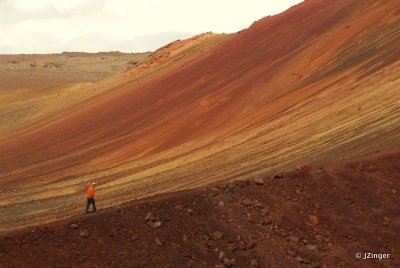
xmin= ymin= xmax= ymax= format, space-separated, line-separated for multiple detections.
xmin=85 ymin=198 xmax=96 ymax=213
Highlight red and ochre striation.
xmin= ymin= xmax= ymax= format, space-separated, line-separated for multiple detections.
xmin=0 ymin=0 xmax=400 ymax=232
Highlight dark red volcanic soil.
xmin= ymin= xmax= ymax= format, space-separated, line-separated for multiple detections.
xmin=1 ymin=150 xmax=399 ymax=268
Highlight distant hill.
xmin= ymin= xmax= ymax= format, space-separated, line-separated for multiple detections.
xmin=0 ymin=51 xmax=150 ymax=91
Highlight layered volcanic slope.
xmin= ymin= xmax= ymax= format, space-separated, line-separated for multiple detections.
xmin=1 ymin=0 xmax=400 ymax=233
xmin=1 ymin=150 xmax=399 ymax=267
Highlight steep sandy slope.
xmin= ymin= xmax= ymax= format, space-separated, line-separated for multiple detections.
xmin=0 ymin=0 xmax=400 ymax=232
xmin=1 ymin=150 xmax=399 ymax=267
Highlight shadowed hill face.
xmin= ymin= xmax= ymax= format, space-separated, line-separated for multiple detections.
xmin=1 ymin=0 xmax=400 ymax=233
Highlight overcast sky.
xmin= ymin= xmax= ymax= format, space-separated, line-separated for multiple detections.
xmin=0 ymin=0 xmax=303 ymax=54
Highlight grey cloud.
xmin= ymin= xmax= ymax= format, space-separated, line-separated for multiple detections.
xmin=0 ymin=0 xmax=108 ymax=25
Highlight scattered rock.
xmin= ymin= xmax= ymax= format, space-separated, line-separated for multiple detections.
xmin=368 ymin=165 xmax=377 ymax=172
xmin=295 ymin=256 xmax=304 ymax=263
xmin=393 ymin=189 xmax=397 ymax=194
xmin=145 ymin=212 xmax=156 ymax=222
xmin=218 ymin=201 xmax=225 ymax=207
xmin=114 ymin=206 xmax=123 ymax=215
xmin=70 ymin=224 xmax=78 ymax=230
xmin=246 ymin=240 xmax=256 ymax=249
xmin=227 ymin=243 xmax=238 ymax=252
xmin=260 ymin=208 xmax=268 ymax=216
xmin=187 ymin=208 xmax=194 ymax=215
xmin=250 ymin=258 xmax=259 ymax=267
xmin=218 ymin=251 xmax=225 ymax=261
xmin=211 ymin=188 xmax=219 ymax=196
xmin=254 ymin=176 xmax=264 ymax=185
xmin=383 ymin=216 xmax=390 ymax=226
xmin=155 ymin=237 xmax=162 ymax=247
xmin=253 ymin=200 xmax=263 ymax=208
xmin=223 ymin=257 xmax=232 ymax=267
xmin=287 ymin=249 xmax=297 ymax=257
xmin=242 ymin=199 xmax=252 ymax=206
xmin=175 ymin=204 xmax=185 ymax=210
xmin=288 ymin=236 xmax=300 ymax=243
xmin=109 ymin=227 xmax=117 ymax=237
xmin=79 ymin=229 xmax=89 ymax=238
xmin=308 ymin=215 xmax=319 ymax=226
xmin=211 ymin=231 xmax=224 ymax=240
xmin=261 ymin=217 xmax=272 ymax=225
xmin=315 ymin=234 xmax=323 ymax=242
xmin=147 ymin=221 xmax=162 ymax=229
xmin=306 ymin=244 xmax=318 ymax=252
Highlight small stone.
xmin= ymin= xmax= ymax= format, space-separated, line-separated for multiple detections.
xmin=392 ymin=189 xmax=397 ymax=194
xmin=246 ymin=240 xmax=256 ymax=249
xmin=306 ymin=244 xmax=318 ymax=252
xmin=302 ymin=239 xmax=308 ymax=244
xmin=218 ymin=251 xmax=225 ymax=261
xmin=287 ymin=249 xmax=297 ymax=256
xmin=308 ymin=215 xmax=319 ymax=226
xmin=254 ymin=176 xmax=264 ymax=185
xmin=175 ymin=204 xmax=185 ymax=210
xmin=211 ymin=231 xmax=224 ymax=240
xmin=261 ymin=217 xmax=272 ymax=225
xmin=187 ymin=208 xmax=194 ymax=215
xmin=368 ymin=165 xmax=377 ymax=172
xmin=260 ymin=208 xmax=268 ymax=216
xmin=79 ymin=229 xmax=89 ymax=238
xmin=223 ymin=257 xmax=232 ymax=266
xmin=155 ymin=237 xmax=162 ymax=246
xmin=147 ymin=221 xmax=162 ymax=229
xmin=211 ymin=188 xmax=219 ymax=196
xmin=315 ymin=234 xmax=323 ymax=242
xmin=218 ymin=201 xmax=225 ymax=207
xmin=295 ymin=256 xmax=303 ymax=263
xmin=227 ymin=243 xmax=238 ymax=252
xmin=144 ymin=212 xmax=156 ymax=222
xmin=70 ymin=224 xmax=79 ymax=230
xmin=250 ymin=258 xmax=259 ymax=267
xmin=254 ymin=200 xmax=263 ymax=208
xmin=114 ymin=206 xmax=123 ymax=215
xmin=289 ymin=236 xmax=300 ymax=243
xmin=242 ymin=199 xmax=252 ymax=206
xmin=383 ymin=216 xmax=390 ymax=226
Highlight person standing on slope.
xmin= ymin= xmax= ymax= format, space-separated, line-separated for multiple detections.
xmin=85 ymin=182 xmax=97 ymax=214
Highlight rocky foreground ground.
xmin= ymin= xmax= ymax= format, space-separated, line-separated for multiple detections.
xmin=0 ymin=150 xmax=399 ymax=268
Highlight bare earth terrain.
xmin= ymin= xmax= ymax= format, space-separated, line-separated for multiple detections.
xmin=0 ymin=52 xmax=149 ymax=91
xmin=1 ymin=150 xmax=399 ymax=267
xmin=0 ymin=2 xmax=399 ymax=267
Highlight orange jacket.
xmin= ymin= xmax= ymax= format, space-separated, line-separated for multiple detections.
xmin=87 ymin=186 xmax=95 ymax=198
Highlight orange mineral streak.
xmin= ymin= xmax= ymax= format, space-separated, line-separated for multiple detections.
xmin=0 ymin=0 xmax=400 ymax=233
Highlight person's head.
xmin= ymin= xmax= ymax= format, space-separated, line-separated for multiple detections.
xmin=92 ymin=182 xmax=96 ymax=188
